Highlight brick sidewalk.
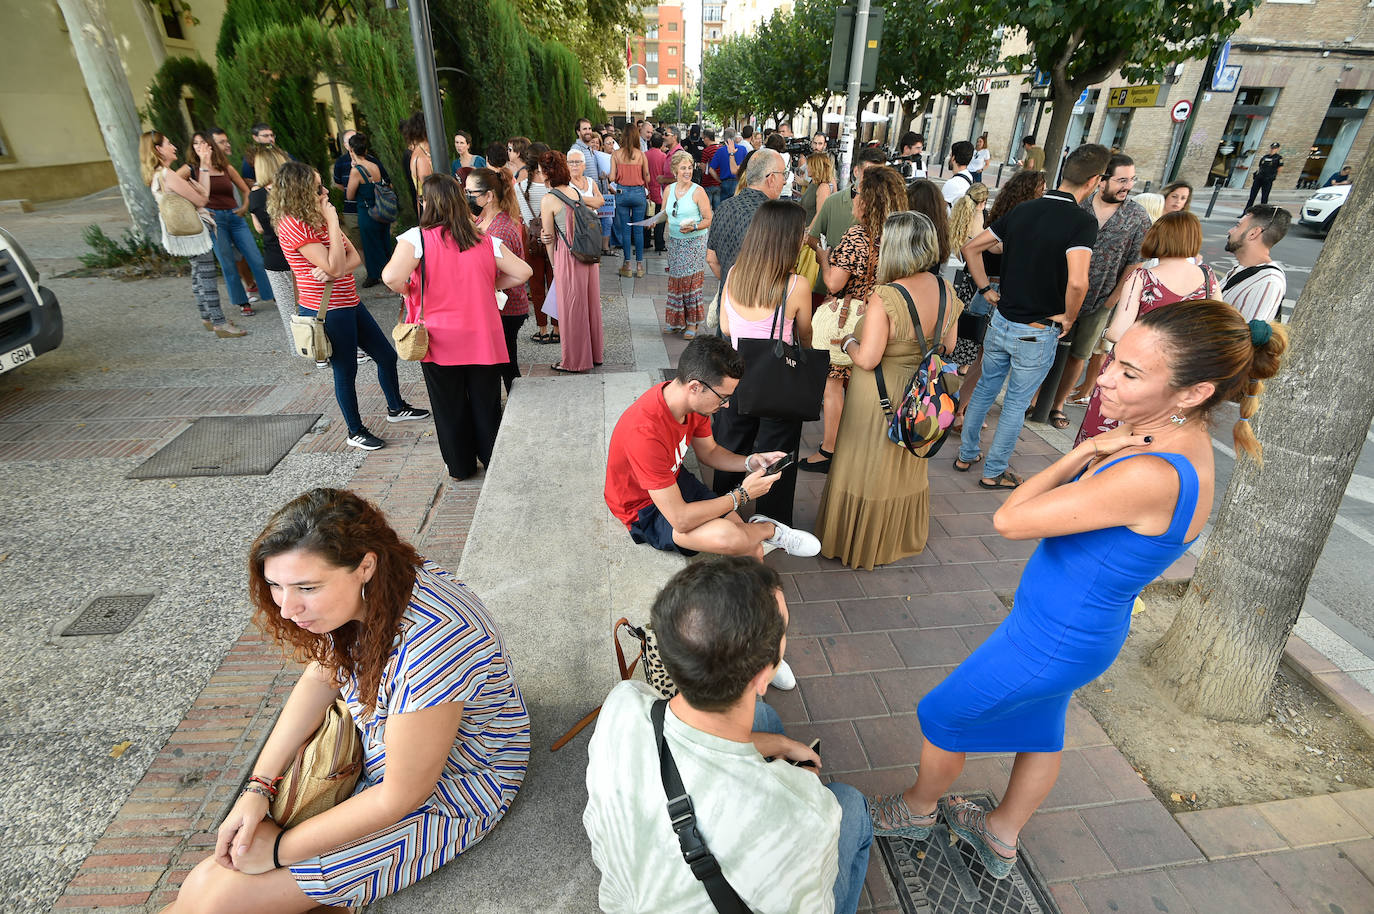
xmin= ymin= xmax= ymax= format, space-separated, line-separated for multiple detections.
xmin=45 ymin=250 xmax=1374 ymax=911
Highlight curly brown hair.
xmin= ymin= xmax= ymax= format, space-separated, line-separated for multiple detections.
xmin=986 ymin=170 xmax=1046 ymax=225
xmin=248 ymin=489 xmax=422 ymax=710
xmin=267 ymin=161 xmax=325 ymax=232
xmin=856 ymin=166 xmax=908 ymax=250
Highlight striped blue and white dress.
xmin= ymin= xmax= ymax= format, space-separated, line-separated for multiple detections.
xmin=291 ymin=561 xmax=531 ymax=906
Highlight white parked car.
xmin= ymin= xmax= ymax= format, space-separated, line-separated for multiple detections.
xmin=1299 ymin=183 xmax=1351 ymax=235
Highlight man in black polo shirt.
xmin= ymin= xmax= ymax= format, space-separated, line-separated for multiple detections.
xmin=1247 ymin=142 xmax=1284 ymax=209
xmin=955 ymin=143 xmax=1110 ymax=489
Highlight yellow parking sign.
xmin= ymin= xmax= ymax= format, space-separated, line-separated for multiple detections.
xmin=1107 ymin=85 xmax=1162 ymax=108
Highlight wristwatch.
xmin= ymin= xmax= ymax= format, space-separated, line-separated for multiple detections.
xmin=978 ymin=284 xmax=993 ymax=295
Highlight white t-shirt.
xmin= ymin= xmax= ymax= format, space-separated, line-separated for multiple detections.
xmin=970 ymin=149 xmax=991 ymax=172
xmin=1223 ymin=261 xmax=1286 ymax=322
xmin=942 ymin=170 xmax=975 ymax=207
xmin=584 ymin=681 xmax=841 ymax=914
xmin=398 ymin=226 xmax=504 ymax=259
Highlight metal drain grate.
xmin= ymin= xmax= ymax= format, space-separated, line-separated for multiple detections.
xmin=61 ymin=594 xmax=155 ymax=636
xmin=878 ymin=794 xmax=1060 ymax=914
xmin=128 ymin=414 xmax=321 ymax=479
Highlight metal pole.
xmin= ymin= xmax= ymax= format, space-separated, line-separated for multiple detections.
xmin=838 ymin=0 xmax=870 ymax=191
xmin=1169 ymin=45 xmax=1219 ymax=184
xmin=407 ymin=0 xmax=449 ymax=175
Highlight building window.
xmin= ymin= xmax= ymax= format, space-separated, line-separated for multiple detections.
xmin=669 ymin=46 xmax=677 ymax=54
xmin=668 ymin=68 xmax=677 ymax=78
xmin=161 ymin=0 xmax=186 ymax=40
xmin=705 ymin=6 xmax=723 ymax=20
xmin=709 ymin=28 xmax=720 ymax=39
xmin=667 ymin=21 xmax=677 ymax=30
xmin=646 ymin=27 xmax=658 ymax=39
xmin=647 ymin=93 xmax=660 ymax=101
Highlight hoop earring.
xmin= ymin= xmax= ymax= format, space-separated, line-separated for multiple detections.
xmin=1170 ymin=413 xmax=1187 ymax=426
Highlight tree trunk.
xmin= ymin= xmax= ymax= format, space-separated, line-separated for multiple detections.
xmin=1148 ymin=148 xmax=1374 ymax=721
xmin=1041 ymin=70 xmax=1085 ymax=184
xmin=58 ymin=0 xmax=160 ymax=241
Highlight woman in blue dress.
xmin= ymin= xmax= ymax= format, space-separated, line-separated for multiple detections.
xmin=869 ymin=300 xmax=1288 ymax=878
xmin=164 ymin=488 xmax=529 ymax=912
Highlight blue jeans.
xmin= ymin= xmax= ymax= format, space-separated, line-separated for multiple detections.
xmin=301 ymin=304 xmax=404 ymax=436
xmin=970 ymin=170 xmax=984 ymax=184
xmin=614 ymin=184 xmax=647 ymax=263
xmin=705 ymin=185 xmax=721 ymax=209
xmin=958 ymin=310 xmax=1059 ymax=479
xmin=753 ymin=701 xmax=872 ymax=914
xmin=209 ymin=209 xmax=274 ymax=306
xmin=719 ymin=177 xmax=738 ymax=200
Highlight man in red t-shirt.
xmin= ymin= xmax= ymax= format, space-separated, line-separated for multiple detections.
xmin=605 ymin=337 xmax=821 ymax=562
xmin=699 ymin=129 xmax=723 ymax=207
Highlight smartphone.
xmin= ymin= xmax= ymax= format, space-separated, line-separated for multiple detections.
xmin=764 ymin=454 xmax=796 ymax=477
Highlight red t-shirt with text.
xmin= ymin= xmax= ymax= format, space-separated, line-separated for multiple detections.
xmin=605 ymin=383 xmax=712 ymax=527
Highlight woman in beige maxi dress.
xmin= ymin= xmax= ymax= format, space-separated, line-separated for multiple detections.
xmin=816 ymin=212 xmax=961 ymax=570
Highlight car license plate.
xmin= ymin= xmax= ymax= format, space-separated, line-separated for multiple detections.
xmin=0 ymin=343 xmax=35 ymax=374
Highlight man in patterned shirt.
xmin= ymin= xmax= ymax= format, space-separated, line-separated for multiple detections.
xmin=1049 ymin=153 xmax=1152 ymax=427
xmin=705 ymin=150 xmax=787 ymax=303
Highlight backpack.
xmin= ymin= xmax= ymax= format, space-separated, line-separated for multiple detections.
xmin=874 ymin=280 xmax=961 ymax=457
xmin=549 ymin=187 xmax=603 ymax=264
xmin=354 ymin=164 xmax=398 ymax=224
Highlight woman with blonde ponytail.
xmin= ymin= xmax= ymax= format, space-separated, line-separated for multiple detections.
xmin=872 ymin=299 xmax=1287 ymax=879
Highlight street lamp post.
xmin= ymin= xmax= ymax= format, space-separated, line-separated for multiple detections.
xmin=398 ymin=0 xmax=450 ymax=175
xmin=627 ymin=63 xmax=649 ymax=125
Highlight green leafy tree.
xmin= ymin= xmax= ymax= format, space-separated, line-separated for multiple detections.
xmin=144 ymin=56 xmax=219 ymax=150
xmin=989 ymin=0 xmax=1258 ymax=171
xmin=701 ymin=37 xmax=754 ymax=125
xmin=506 ymin=0 xmax=642 ymax=82
xmin=873 ymin=3 xmax=1003 ymax=130
xmin=653 ymin=91 xmax=698 ymax=126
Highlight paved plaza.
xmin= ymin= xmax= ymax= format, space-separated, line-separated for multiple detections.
xmin=3 ymin=192 xmax=1374 ymax=912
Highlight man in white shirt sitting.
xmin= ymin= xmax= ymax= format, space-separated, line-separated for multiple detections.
xmin=583 ymin=557 xmax=873 ymax=914
xmin=1222 ymin=204 xmax=1290 ymax=322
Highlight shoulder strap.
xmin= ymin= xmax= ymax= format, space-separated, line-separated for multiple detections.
xmin=314 ymin=280 xmax=334 ymax=324
xmin=1222 ymin=263 xmax=1281 ymax=293
xmin=652 ymin=701 xmax=752 ymax=914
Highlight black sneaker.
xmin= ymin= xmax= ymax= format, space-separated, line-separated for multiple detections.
xmin=387 ymin=405 xmax=431 ymax=423
xmin=346 ymin=430 xmax=386 ymax=450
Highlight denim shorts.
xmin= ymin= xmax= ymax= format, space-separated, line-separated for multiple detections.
xmin=628 ymin=472 xmax=717 ymax=554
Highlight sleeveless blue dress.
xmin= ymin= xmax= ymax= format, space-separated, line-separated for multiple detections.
xmin=918 ymin=452 xmax=1200 ymax=753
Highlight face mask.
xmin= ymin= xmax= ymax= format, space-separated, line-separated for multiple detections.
xmin=466 ymin=194 xmax=482 ymax=212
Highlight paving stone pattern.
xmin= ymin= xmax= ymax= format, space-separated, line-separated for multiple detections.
xmin=24 ymin=250 xmax=1374 ymax=912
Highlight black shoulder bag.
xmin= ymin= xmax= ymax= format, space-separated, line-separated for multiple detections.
xmin=735 ymin=280 xmax=831 ymax=421
xmin=652 ymin=700 xmax=753 ymax=914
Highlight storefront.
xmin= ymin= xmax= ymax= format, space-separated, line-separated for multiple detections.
xmin=1209 ymin=86 xmax=1281 ymax=188
xmin=1299 ymin=89 xmax=1372 ymax=187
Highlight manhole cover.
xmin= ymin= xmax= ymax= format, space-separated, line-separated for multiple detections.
xmin=878 ymin=794 xmax=1060 ymax=914
xmin=128 ymin=414 xmax=321 ymax=479
xmin=61 ymin=594 xmax=155 ymax=636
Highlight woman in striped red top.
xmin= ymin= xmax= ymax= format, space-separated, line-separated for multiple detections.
xmin=163 ymin=488 xmax=529 ymax=912
xmin=269 ymin=162 xmax=429 ymax=451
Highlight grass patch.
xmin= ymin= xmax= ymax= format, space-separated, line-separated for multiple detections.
xmin=73 ymin=225 xmax=186 ymax=279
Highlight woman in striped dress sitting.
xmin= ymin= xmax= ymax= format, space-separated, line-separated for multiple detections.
xmin=163 ymin=488 xmax=530 ymax=912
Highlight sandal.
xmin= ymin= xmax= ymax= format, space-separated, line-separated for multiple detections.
xmin=799 ymin=448 xmax=833 ymax=473
xmin=531 ymin=329 xmax=550 ymax=344
xmin=683 ymin=329 xmax=697 ymax=340
xmin=1069 ymin=394 xmax=1091 ymax=406
xmin=979 ymin=470 xmax=1022 ymax=490
xmin=940 ymin=796 xmax=1017 ymax=879
xmin=870 ymin=793 xmax=937 ymax=840
xmin=551 ymin=362 xmax=584 ymax=374
xmin=548 ymin=331 xmax=561 ymax=344
xmin=953 ymin=453 xmax=982 ymax=472
xmin=1048 ymin=409 xmax=1070 ymax=430
xmin=239 ymin=304 xmax=255 ymax=316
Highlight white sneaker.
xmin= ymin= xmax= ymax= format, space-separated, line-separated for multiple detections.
xmin=751 ymin=514 xmax=821 ymax=557
xmin=770 ymin=659 xmax=797 ymax=691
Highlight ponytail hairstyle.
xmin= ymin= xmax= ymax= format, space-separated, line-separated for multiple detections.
xmin=469 ymin=166 xmax=521 ymax=224
xmin=1137 ymin=300 xmax=1289 ymax=463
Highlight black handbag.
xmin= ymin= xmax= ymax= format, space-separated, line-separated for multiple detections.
xmin=735 ymin=294 xmax=830 ymax=422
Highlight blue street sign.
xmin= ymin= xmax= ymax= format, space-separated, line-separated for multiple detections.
xmin=1032 ymin=69 xmax=1051 ymax=88
xmin=1211 ymin=40 xmax=1232 ymax=90
xmin=1077 ymin=88 xmax=1090 ymax=106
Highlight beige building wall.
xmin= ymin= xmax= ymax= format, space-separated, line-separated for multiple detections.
xmin=0 ymin=0 xmax=359 ymax=205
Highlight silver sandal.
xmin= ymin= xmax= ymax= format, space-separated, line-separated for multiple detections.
xmin=940 ymin=796 xmax=1018 ymax=879
xmin=869 ymin=793 xmax=938 ymax=839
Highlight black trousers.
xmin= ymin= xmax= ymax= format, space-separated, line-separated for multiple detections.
xmin=709 ymin=398 xmax=804 ymax=526
xmin=420 ymin=362 xmax=503 ymax=479
xmin=1247 ymin=176 xmax=1274 ymax=209
xmin=652 ymin=219 xmax=667 ymax=252
xmin=500 ymin=312 xmax=527 ymax=392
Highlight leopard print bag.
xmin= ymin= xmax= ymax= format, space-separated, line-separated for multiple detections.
xmin=614 ymin=618 xmax=678 ymax=699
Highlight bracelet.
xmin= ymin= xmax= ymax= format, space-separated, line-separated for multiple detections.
xmin=743 ymin=454 xmax=755 ymax=473
xmin=273 ymin=829 xmax=285 ymax=869
xmin=242 ymin=784 xmax=274 ymax=802
xmin=841 ymin=335 xmax=858 ymax=352
xmin=1090 ymin=439 xmax=1101 ymax=459
xmin=978 ymin=284 xmax=992 ymax=295
xmin=729 ymin=488 xmax=739 ymax=511
xmin=247 ymin=775 xmax=282 ymax=796
xmin=735 ymin=485 xmax=750 ymax=505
